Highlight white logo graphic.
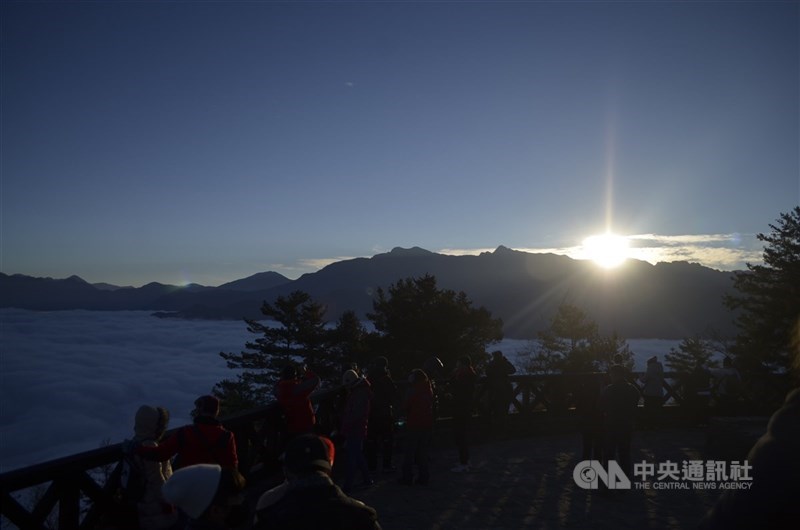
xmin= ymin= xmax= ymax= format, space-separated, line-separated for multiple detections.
xmin=573 ymin=460 xmax=632 ymax=490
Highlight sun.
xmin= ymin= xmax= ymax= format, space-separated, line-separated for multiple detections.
xmin=581 ymin=233 xmax=630 ymax=268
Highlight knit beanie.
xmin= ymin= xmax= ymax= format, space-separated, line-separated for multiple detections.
xmin=162 ymin=464 xmax=221 ymax=519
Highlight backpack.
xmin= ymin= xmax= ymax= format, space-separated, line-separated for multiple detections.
xmin=119 ymin=440 xmax=147 ymax=504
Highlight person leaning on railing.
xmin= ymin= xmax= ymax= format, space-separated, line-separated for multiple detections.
xmin=136 ymin=395 xmax=238 ymax=470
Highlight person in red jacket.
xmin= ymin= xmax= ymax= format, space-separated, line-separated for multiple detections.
xmin=137 ymin=395 xmax=238 ymax=470
xmin=399 ymin=369 xmax=435 ymax=486
xmin=275 ymin=364 xmax=320 ymax=438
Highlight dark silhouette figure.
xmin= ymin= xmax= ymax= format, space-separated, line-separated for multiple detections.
xmin=684 ymin=363 xmax=712 ymax=425
xmin=115 ymin=406 xmax=176 ymax=530
xmin=276 ymin=364 xmax=321 ymax=438
xmin=485 ymin=350 xmax=516 ymax=428
xmin=340 ymin=369 xmax=374 ymax=492
xmin=711 ymin=356 xmax=742 ymax=416
xmin=254 ymin=434 xmax=382 ymax=530
xmin=423 ymin=356 xmax=444 ymax=421
xmin=448 ymin=355 xmax=477 ymax=472
xmin=365 ymin=357 xmax=397 ymax=473
xmin=699 ymin=388 xmax=800 ymax=529
xmin=574 ymin=374 xmax=605 ymax=461
xmin=137 ymin=395 xmax=238 ymax=471
xmin=600 ymin=365 xmax=641 ymax=476
xmin=399 ymin=369 xmax=435 ymax=486
xmin=641 ymin=356 xmax=665 ymax=428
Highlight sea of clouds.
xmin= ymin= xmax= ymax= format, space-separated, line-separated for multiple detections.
xmin=0 ymin=309 xmax=681 ymax=473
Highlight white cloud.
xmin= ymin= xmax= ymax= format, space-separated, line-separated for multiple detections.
xmin=297 ymin=256 xmax=364 ymax=270
xmin=1 ymin=309 xmax=683 ymax=473
xmin=436 ymin=233 xmax=763 ymax=271
xmin=0 ymin=309 xmax=253 ymax=472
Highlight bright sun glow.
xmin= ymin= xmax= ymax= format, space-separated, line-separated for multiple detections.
xmin=582 ymin=233 xmax=630 ymax=268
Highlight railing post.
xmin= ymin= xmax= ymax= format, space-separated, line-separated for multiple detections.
xmin=56 ymin=476 xmax=80 ymax=529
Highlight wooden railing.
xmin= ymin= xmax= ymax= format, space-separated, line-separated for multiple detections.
xmin=1 ymin=371 xmax=791 ymax=529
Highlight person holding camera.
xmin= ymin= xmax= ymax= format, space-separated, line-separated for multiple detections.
xmin=276 ymin=364 xmax=321 ymax=438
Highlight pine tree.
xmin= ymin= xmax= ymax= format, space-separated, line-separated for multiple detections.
xmin=725 ymin=207 xmax=800 ymax=372
xmin=215 ymin=290 xmax=328 ymax=408
xmin=326 ymin=309 xmax=370 ymax=371
xmin=367 ymin=274 xmax=503 ymax=375
xmin=525 ymin=303 xmax=632 ymax=372
xmin=665 ymin=336 xmax=719 ymax=374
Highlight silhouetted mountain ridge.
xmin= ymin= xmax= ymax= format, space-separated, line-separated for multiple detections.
xmin=0 ymin=248 xmax=738 ymax=339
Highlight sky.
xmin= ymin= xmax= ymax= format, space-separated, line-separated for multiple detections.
xmin=0 ymin=308 xmax=683 ymax=472
xmin=1 ymin=0 xmax=798 ymax=287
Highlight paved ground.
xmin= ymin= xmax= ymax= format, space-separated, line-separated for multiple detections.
xmin=349 ymin=428 xmax=723 ymax=530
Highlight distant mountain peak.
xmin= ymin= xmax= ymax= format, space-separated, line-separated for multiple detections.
xmin=493 ymin=245 xmax=515 ymax=254
xmin=218 ymin=271 xmax=291 ymax=292
xmin=387 ymin=246 xmax=433 ymax=256
xmin=65 ymin=275 xmax=89 ymax=284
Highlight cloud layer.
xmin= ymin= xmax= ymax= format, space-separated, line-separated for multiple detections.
xmin=0 ymin=309 xmax=682 ymax=472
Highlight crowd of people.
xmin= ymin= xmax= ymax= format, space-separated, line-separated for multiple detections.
xmin=114 ymin=352 xmax=796 ymax=530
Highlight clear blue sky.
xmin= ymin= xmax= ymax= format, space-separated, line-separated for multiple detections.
xmin=2 ymin=1 xmax=798 ymax=286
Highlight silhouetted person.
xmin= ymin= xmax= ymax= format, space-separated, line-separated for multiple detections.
xmin=684 ymin=362 xmax=712 ymax=425
xmin=116 ymin=406 xmax=175 ymax=529
xmin=641 ymin=356 xmax=665 ymax=428
xmin=574 ymin=374 xmax=604 ymax=461
xmin=365 ymin=356 xmax=397 ymax=473
xmin=254 ymin=434 xmax=382 ymax=530
xmin=485 ymin=350 xmax=516 ymax=428
xmin=711 ymin=356 xmax=742 ymax=415
xmin=423 ymin=356 xmax=444 ymax=423
xmin=340 ymin=369 xmax=374 ymax=492
xmin=399 ymin=369 xmax=434 ymax=486
xmin=276 ymin=364 xmax=320 ymax=438
xmin=162 ymin=464 xmax=247 ymax=530
xmin=698 ymin=388 xmax=800 ymax=530
xmin=600 ymin=364 xmax=640 ymax=477
xmin=254 ymin=435 xmax=335 ymax=521
xmin=138 ymin=395 xmax=238 ymax=470
xmin=449 ymin=355 xmax=477 ymax=472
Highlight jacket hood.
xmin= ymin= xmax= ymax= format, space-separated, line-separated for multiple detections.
xmin=134 ymin=405 xmax=169 ymax=440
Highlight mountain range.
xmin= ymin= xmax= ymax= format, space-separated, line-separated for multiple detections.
xmin=0 ymin=246 xmax=739 ymax=339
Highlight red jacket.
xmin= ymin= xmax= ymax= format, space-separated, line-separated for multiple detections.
xmin=137 ymin=417 xmax=238 ymax=470
xmin=404 ymin=379 xmax=434 ymax=431
xmin=276 ymin=370 xmax=320 ymax=435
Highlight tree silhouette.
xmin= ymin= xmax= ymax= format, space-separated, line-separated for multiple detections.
xmin=215 ymin=290 xmax=329 ymax=409
xmin=665 ymin=336 xmax=719 ymax=374
xmin=367 ymin=274 xmax=503 ymax=376
xmin=524 ymin=303 xmax=633 ymax=373
xmin=725 ymin=206 xmax=800 ymax=373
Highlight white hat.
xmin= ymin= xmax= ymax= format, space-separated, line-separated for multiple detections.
xmin=162 ymin=464 xmax=221 ymax=519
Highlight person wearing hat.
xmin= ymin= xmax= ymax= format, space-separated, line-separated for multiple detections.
xmin=253 ymin=434 xmax=381 ymax=530
xmin=128 ymin=405 xmax=177 ymax=530
xmin=138 ymin=395 xmax=238 ymax=470
xmin=640 ymin=355 xmax=665 ymax=428
xmin=340 ymin=369 xmax=374 ymax=492
xmin=161 ymin=464 xmax=247 ymax=530
xmin=253 ymin=434 xmax=336 ymax=518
